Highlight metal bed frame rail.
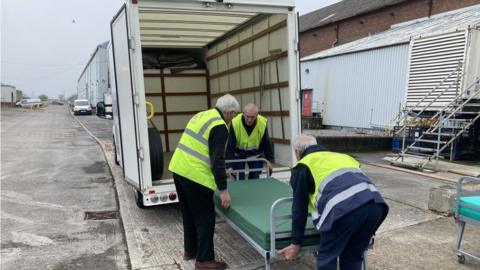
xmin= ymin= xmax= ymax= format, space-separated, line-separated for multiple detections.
xmin=270 ymin=198 xmax=371 ymax=270
xmin=269 ymin=197 xmax=319 ymax=269
xmin=214 ymin=196 xmax=318 ymax=270
xmin=225 ymin=158 xmax=270 ymax=180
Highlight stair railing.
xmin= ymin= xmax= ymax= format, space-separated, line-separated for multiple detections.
xmin=394 ymin=64 xmax=462 ymax=136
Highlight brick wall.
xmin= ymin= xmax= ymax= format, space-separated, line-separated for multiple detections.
xmin=300 ymin=0 xmax=480 ymax=58
xmin=337 ymin=0 xmax=430 ymax=45
xmin=432 ymin=0 xmax=480 ymax=13
xmin=300 ymin=25 xmax=338 ymax=56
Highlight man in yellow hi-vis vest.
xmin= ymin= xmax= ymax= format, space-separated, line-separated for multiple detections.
xmin=279 ymin=134 xmax=388 ymax=270
xmin=169 ymin=94 xmax=240 ymax=270
xmin=226 ymin=103 xmax=273 ymax=179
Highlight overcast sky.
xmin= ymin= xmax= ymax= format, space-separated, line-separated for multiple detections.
xmin=1 ymin=0 xmax=339 ymax=99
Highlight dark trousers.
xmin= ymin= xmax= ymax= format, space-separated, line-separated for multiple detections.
xmin=231 ymin=156 xmax=263 ymax=180
xmin=173 ymin=173 xmax=216 ymax=262
xmin=317 ymin=201 xmax=386 ymax=270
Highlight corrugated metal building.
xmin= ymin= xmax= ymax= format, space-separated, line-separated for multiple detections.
xmin=77 ymin=41 xmax=110 ymax=106
xmin=302 ymin=45 xmax=408 ymax=129
xmin=301 ymin=4 xmax=480 ymax=129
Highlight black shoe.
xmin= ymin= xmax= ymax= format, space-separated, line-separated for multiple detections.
xmin=183 ymin=251 xmax=196 ymax=261
xmin=194 ymin=260 xmax=227 ymax=270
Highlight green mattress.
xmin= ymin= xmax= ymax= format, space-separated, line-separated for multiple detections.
xmin=214 ymin=178 xmax=320 ymax=250
xmin=455 ymin=196 xmax=480 ymax=221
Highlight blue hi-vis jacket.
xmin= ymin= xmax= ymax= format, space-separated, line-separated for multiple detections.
xmin=290 ymin=145 xmax=388 ymax=244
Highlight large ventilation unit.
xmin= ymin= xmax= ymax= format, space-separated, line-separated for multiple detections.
xmin=405 ymin=27 xmax=480 ymax=110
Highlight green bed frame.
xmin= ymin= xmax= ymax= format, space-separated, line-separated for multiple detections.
xmin=214 ymin=178 xmax=373 ymax=270
xmin=214 ymin=178 xmax=319 ymax=270
xmin=216 ymin=159 xmax=371 ymax=269
xmin=214 ymin=179 xmax=320 ymax=249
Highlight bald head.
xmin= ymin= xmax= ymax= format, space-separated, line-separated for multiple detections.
xmin=244 ymin=103 xmax=258 ymax=114
xmin=243 ymin=103 xmax=258 ymax=126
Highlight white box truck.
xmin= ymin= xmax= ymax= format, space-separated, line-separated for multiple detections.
xmin=110 ymin=0 xmax=301 ymax=207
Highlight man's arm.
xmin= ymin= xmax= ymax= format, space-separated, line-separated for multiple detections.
xmin=279 ymin=164 xmax=315 ymax=260
xmin=209 ymin=125 xmax=229 ymax=191
xmin=260 ymin=128 xmax=274 ymax=162
xmin=225 ymin=125 xmax=236 ymax=162
xmin=290 ymin=164 xmax=314 ymax=245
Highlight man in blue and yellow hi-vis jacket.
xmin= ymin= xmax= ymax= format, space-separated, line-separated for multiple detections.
xmin=169 ymin=94 xmax=239 ymax=270
xmin=279 ymin=134 xmax=388 ymax=270
xmin=226 ymin=103 xmax=273 ymax=179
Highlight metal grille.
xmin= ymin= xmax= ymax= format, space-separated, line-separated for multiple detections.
xmin=406 ymin=30 xmax=467 ymax=109
xmin=84 ymin=211 xmax=119 ymax=220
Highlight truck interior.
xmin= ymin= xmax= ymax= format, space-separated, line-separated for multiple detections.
xmin=136 ymin=4 xmax=295 ymax=182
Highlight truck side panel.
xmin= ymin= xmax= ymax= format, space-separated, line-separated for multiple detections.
xmin=207 ymin=13 xmax=297 ymax=166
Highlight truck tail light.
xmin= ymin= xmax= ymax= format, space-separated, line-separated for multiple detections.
xmin=168 ymin=193 xmax=177 ymax=201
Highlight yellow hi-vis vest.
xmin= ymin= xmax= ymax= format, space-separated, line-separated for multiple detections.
xmin=169 ymin=109 xmax=227 ymax=190
xmin=296 ymin=151 xmax=361 ymax=215
xmin=232 ymin=113 xmax=267 ymax=151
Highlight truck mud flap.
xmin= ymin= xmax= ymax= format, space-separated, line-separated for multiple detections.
xmin=148 ymin=127 xmax=163 ymax=180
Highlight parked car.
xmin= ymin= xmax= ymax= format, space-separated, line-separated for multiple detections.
xmin=15 ymin=98 xmax=42 ymax=107
xmin=73 ymin=99 xmax=92 ymax=115
xmin=49 ymin=99 xmax=64 ymax=105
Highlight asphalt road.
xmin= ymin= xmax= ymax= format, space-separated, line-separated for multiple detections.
xmin=0 ymin=106 xmax=129 ymax=270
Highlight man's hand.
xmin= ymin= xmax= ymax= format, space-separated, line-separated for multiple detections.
xmin=226 ymin=168 xmax=235 ymax=178
xmin=267 ymin=161 xmax=273 ymax=176
xmin=278 ymin=244 xmax=300 ymax=261
xmin=219 ymin=189 xmax=231 ymax=209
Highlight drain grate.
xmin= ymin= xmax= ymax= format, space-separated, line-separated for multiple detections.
xmin=84 ymin=210 xmax=119 ymax=220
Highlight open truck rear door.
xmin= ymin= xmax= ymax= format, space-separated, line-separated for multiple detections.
xmin=110 ymin=4 xmax=151 ymax=190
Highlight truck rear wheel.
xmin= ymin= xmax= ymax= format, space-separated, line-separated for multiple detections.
xmin=135 ymin=189 xmax=145 ymax=208
xmin=148 ymin=127 xmax=163 ymax=180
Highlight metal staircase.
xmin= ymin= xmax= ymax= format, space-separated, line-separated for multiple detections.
xmin=394 ymin=75 xmax=480 ymax=170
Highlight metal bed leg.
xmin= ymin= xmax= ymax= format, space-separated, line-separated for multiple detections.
xmin=264 ymin=252 xmax=271 ymax=270
xmin=456 ymin=221 xmax=465 ymax=251
xmin=362 ymin=249 xmax=368 ymax=270
xmin=455 ymin=221 xmax=466 ymax=263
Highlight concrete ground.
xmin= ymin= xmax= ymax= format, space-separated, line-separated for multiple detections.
xmin=0 ymin=106 xmax=129 ymax=270
xmin=77 ymin=112 xmax=480 ymax=270
xmin=8 ymin=107 xmax=479 ymax=270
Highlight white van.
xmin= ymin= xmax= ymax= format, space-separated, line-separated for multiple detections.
xmin=110 ymin=0 xmax=300 ymax=207
xmin=16 ymin=98 xmax=42 ymax=108
xmin=73 ymin=99 xmax=93 ymax=115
